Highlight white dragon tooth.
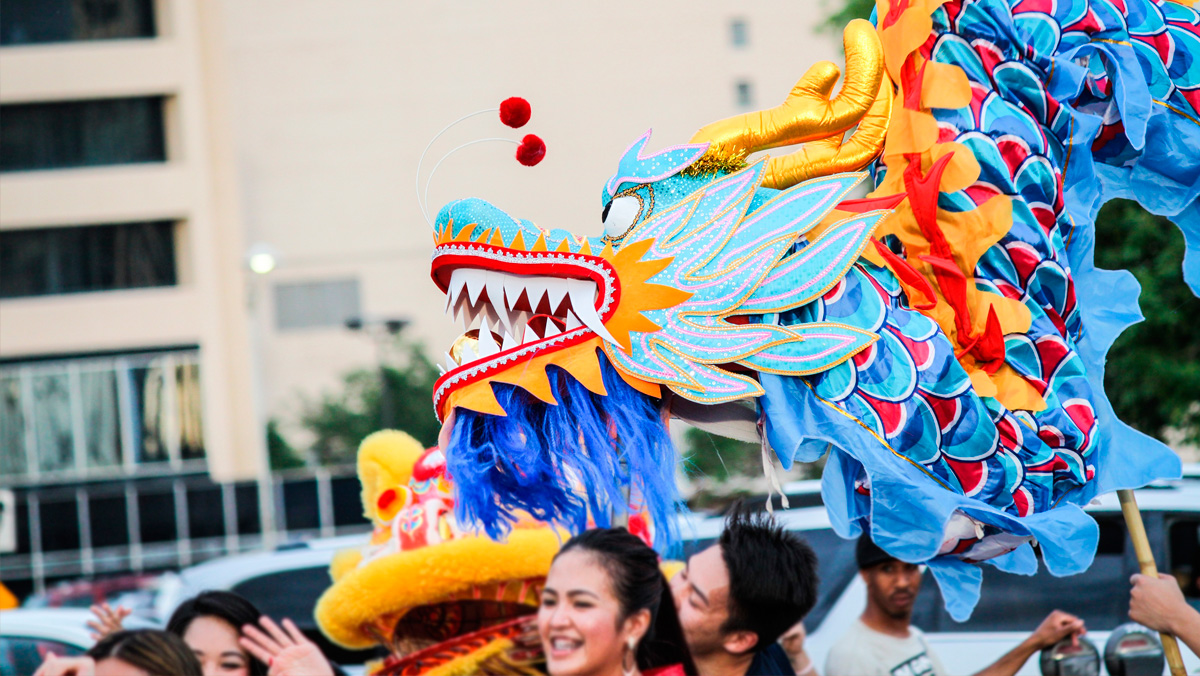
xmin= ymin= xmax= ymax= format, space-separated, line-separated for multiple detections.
xmin=482 ymin=303 xmax=502 ymax=333
xmin=522 ymin=323 xmax=540 ymax=344
xmin=502 ymin=275 xmax=526 ymax=313
xmin=565 ymin=311 xmax=582 ymax=331
xmin=544 ymin=278 xmax=569 ymax=311
xmin=452 ymin=294 xmax=469 ymax=322
xmin=462 ymin=302 xmax=482 ymax=331
xmin=459 ymin=342 xmax=478 ymax=363
xmin=448 ymin=269 xmax=467 ymax=310
xmin=567 ymin=279 xmax=619 ymax=344
xmin=444 ymin=352 xmax=457 ymax=370
xmin=477 ymin=328 xmax=500 ymax=357
xmin=436 ymin=363 xmax=446 ymax=376
xmin=463 ymin=268 xmax=486 ymax=305
xmin=501 ymin=331 xmax=518 ymax=351
xmin=484 ymin=271 xmax=506 ymax=312
xmin=524 ymin=278 xmax=549 ymax=313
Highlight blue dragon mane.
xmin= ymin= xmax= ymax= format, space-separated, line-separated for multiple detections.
xmin=445 ymin=352 xmax=682 ymax=552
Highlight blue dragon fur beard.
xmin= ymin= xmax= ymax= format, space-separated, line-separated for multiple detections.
xmin=443 ymin=353 xmax=683 ymax=552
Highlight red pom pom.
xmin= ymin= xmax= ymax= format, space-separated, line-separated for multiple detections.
xmin=515 ymin=134 xmax=546 ymax=166
xmin=499 ymin=97 xmax=531 ymax=128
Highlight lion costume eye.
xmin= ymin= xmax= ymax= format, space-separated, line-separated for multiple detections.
xmin=602 ymin=195 xmax=641 ymax=239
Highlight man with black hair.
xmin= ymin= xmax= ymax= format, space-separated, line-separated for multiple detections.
xmin=826 ymin=534 xmax=1086 ymax=676
xmin=672 ymin=507 xmax=819 ymax=676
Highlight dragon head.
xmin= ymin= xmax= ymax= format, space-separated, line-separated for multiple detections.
xmin=431 ymin=20 xmax=893 ymax=548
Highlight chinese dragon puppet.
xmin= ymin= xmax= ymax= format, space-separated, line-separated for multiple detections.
xmin=321 ymin=0 xmax=1200 ymax=662
xmin=429 ymin=0 xmax=1198 ymax=620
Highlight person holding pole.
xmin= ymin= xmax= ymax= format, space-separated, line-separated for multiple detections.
xmin=1129 ymin=571 xmax=1200 ymax=658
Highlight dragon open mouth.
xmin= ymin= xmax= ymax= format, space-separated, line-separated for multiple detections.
xmin=430 ymin=239 xmax=622 ymax=417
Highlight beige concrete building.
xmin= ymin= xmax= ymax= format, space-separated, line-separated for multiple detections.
xmin=1 ymin=0 xmax=261 ymax=483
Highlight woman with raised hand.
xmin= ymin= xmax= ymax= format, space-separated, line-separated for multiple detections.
xmin=91 ymin=590 xmax=338 ymax=676
xmin=538 ymin=527 xmax=698 ymax=676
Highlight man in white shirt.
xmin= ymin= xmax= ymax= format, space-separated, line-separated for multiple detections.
xmin=825 ymin=535 xmax=1087 ymax=676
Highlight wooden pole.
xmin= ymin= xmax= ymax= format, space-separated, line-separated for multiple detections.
xmin=1117 ymin=489 xmax=1186 ymax=676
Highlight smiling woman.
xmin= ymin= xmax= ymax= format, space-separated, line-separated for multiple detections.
xmin=538 ymin=528 xmax=697 ymax=676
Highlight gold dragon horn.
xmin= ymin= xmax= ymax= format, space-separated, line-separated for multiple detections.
xmin=689 ymin=18 xmax=891 ymax=190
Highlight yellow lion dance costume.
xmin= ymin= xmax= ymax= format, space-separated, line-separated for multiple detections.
xmin=315 ymin=430 xmax=561 ymax=675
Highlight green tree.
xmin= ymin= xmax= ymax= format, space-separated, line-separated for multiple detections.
xmin=1095 ymin=200 xmax=1200 ymax=445
xmin=267 ymin=419 xmax=305 ymax=470
xmin=300 ymin=340 xmax=442 ymax=465
xmin=822 ymin=0 xmax=875 ymax=33
xmin=682 ymin=428 xmax=762 ymax=481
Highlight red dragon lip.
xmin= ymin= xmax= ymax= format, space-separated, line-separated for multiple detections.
xmin=430 ymin=241 xmax=622 ymax=417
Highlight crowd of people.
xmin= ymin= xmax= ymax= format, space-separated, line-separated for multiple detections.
xmin=32 ymin=507 xmax=1200 ymax=676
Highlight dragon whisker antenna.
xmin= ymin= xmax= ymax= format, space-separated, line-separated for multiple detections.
xmin=416 ymin=97 xmax=544 ymax=226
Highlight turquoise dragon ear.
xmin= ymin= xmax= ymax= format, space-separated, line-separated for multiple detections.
xmin=603 ymin=129 xmax=709 ymax=201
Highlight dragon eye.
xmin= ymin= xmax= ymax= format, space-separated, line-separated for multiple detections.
xmin=603 ymin=195 xmax=640 ymax=238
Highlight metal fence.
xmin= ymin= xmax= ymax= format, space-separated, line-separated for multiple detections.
xmin=2 ymin=465 xmax=369 ymax=599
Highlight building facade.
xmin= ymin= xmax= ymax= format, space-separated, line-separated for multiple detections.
xmin=0 ymin=0 xmax=275 ymax=596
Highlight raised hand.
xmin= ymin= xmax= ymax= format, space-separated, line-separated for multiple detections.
xmin=1028 ymin=610 xmax=1086 ymax=650
xmin=87 ymin=602 xmax=131 ymax=641
xmin=239 ymin=616 xmax=335 ymax=676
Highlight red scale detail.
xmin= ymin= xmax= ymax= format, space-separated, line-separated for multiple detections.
xmin=997 ymin=138 xmax=1031 ymax=177
xmin=1092 ymin=121 xmax=1126 ymax=151
xmin=890 ymin=325 xmax=934 ymax=370
xmin=965 ymin=184 xmax=1001 ymax=204
xmin=1013 ymin=488 xmax=1032 ymax=517
xmin=1045 ymin=306 xmax=1068 ymax=340
xmin=1064 ymin=400 xmax=1096 ymax=448
xmin=1028 ymin=455 xmax=1069 ymax=473
xmin=946 ymin=456 xmax=987 ymax=495
xmin=1181 ymin=89 xmax=1200 ymax=118
xmin=921 ymin=391 xmax=961 ymax=433
xmin=1005 ymin=243 xmax=1042 ymax=286
xmin=1035 ymin=335 xmax=1071 ymax=384
xmin=1064 ymin=8 xmax=1106 ymax=34
xmin=1031 ymin=204 xmax=1058 ymax=237
xmin=860 ymin=392 xmax=908 ymax=438
xmin=1012 ymin=0 xmax=1054 ymax=14
xmin=1137 ymin=32 xmax=1174 ymax=66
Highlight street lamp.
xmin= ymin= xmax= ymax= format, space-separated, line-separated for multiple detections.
xmin=345 ymin=316 xmax=410 ymax=429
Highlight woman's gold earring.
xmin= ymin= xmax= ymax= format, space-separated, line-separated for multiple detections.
xmin=622 ymin=637 xmax=637 ymax=676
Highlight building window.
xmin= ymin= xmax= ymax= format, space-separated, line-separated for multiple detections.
xmin=0 ymin=0 xmax=155 ymax=46
xmin=0 ymin=349 xmax=205 ymax=480
xmin=735 ymin=80 xmax=754 ymax=108
xmin=0 ymin=97 xmax=166 ymax=173
xmin=730 ymin=18 xmax=748 ymax=48
xmin=0 ymin=221 xmax=177 ymax=299
xmin=274 ymin=278 xmax=362 ymax=331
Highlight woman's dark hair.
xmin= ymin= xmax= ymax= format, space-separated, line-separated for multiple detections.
xmin=88 ymin=629 xmax=202 ymax=676
xmin=166 ymin=590 xmax=268 ymax=675
xmin=719 ymin=506 xmax=818 ymax=652
xmin=557 ymin=527 xmax=698 ymax=676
